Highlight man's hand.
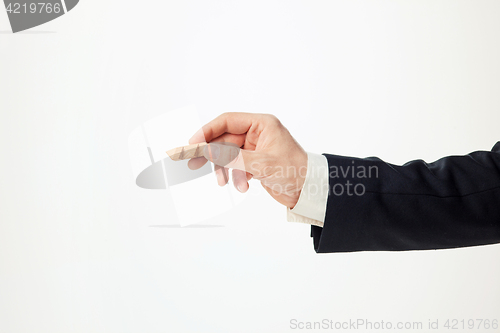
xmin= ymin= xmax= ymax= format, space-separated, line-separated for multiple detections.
xmin=188 ymin=113 xmax=307 ymax=208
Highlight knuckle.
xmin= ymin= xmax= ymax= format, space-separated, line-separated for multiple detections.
xmin=265 ymin=114 xmax=282 ymax=127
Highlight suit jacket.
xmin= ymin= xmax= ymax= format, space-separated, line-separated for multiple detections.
xmin=311 ymin=142 xmax=500 ymax=252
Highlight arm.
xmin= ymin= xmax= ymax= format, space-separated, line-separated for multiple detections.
xmin=312 ymin=142 xmax=500 ymax=252
xmin=190 ymin=113 xmax=500 ymax=253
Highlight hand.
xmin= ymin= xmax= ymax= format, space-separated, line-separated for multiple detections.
xmin=188 ymin=113 xmax=308 ymax=208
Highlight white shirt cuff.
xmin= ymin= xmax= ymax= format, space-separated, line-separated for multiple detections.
xmin=287 ymin=152 xmax=329 ymax=228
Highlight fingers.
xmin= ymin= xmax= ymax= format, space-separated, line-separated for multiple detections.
xmin=189 ymin=131 xmax=246 ymax=146
xmin=187 ymin=133 xmax=245 ymax=170
xmin=214 ymin=165 xmax=229 ymax=186
xmin=189 ymin=157 xmax=229 ymax=185
xmin=203 ymin=142 xmax=239 ymax=167
xmin=189 ymin=112 xmax=265 ymax=143
xmin=188 ymin=127 xmax=206 ymax=144
xmin=192 ymin=144 xmax=255 ymax=190
xmin=187 ymin=156 xmax=208 ymax=170
xmin=188 ymin=113 xmax=280 ymax=188
xmin=232 ymin=169 xmax=249 ymax=193
xmin=202 ymin=142 xmax=262 ymax=175
xmin=188 ymin=143 xmax=256 ymax=190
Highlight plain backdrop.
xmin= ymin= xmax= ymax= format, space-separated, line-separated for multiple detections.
xmin=0 ymin=1 xmax=499 ymax=332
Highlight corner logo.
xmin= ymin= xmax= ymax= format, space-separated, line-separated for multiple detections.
xmin=3 ymin=0 xmax=79 ymax=33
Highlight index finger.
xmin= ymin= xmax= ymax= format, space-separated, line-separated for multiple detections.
xmin=189 ymin=112 xmax=264 ymax=144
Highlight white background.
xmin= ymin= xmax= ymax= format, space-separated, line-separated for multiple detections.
xmin=1 ymin=1 xmax=499 ymax=332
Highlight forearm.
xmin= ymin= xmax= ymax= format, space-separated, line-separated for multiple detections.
xmin=312 ymin=142 xmax=500 ymax=252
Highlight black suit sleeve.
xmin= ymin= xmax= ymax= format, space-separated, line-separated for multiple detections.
xmin=311 ymin=142 xmax=500 ymax=252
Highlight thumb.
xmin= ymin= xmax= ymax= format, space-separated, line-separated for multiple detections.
xmin=203 ymin=142 xmax=260 ymax=174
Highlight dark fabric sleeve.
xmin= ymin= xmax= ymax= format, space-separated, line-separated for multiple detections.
xmin=311 ymin=142 xmax=500 ymax=252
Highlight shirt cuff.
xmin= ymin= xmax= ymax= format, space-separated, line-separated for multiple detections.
xmin=287 ymin=152 xmax=329 ymax=228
